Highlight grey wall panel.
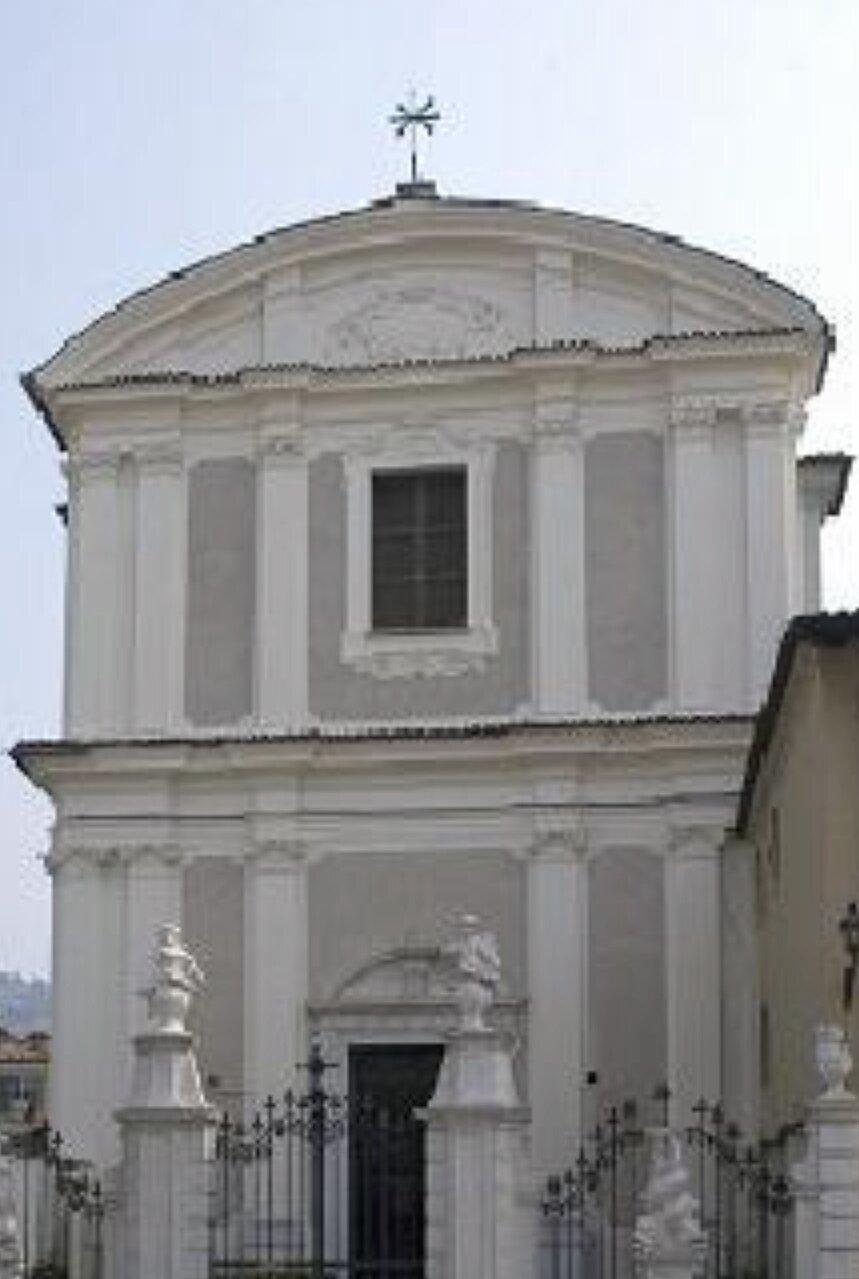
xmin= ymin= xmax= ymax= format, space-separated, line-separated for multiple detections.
xmin=587 ymin=849 xmax=666 ymax=1112
xmin=183 ymin=858 xmax=244 ymax=1110
xmin=185 ymin=458 xmax=256 ymax=726
xmin=308 ymin=443 xmax=529 ymax=720
xmin=586 ymin=433 xmax=667 ymax=711
xmin=308 ymin=849 xmax=525 ymax=1002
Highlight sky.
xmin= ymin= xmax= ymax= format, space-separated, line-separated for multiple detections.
xmin=0 ymin=0 xmax=857 ymax=977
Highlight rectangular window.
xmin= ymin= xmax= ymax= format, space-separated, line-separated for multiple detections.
xmin=372 ymin=467 xmax=467 ymax=631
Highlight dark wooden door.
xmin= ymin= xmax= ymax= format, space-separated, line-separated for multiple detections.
xmin=348 ymin=1044 xmax=443 ymax=1277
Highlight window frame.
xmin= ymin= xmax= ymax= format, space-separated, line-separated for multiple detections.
xmin=341 ymin=441 xmax=498 ymax=679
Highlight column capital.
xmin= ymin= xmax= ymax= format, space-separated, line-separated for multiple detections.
xmin=666 ymin=823 xmax=723 ymax=856
xmin=533 ymin=400 xmax=581 ymax=451
xmin=670 ymin=395 xmax=718 ymax=436
xmin=67 ymin=446 xmax=123 ymax=485
xmin=246 ymin=837 xmax=306 ymax=869
xmin=258 ymin=427 xmax=305 ymax=461
xmin=135 ymin=435 xmax=184 ymax=476
xmin=743 ymin=398 xmax=791 ymax=437
xmin=529 ymin=824 xmax=587 ymax=862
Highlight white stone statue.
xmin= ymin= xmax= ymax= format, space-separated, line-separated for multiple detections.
xmin=145 ymin=924 xmax=205 ymax=1035
xmin=634 ymin=1129 xmax=706 ymax=1274
xmin=0 ymin=1150 xmax=22 ymax=1279
xmin=443 ymin=913 xmax=502 ymax=1031
xmin=815 ymin=1023 xmax=854 ymax=1099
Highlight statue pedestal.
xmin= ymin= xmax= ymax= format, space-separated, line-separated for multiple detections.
xmin=422 ymin=1027 xmax=533 ymax=1279
xmin=114 ymin=928 xmax=216 ymax=1279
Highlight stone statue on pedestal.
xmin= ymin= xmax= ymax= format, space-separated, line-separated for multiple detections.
xmin=634 ymin=1129 xmax=706 ymax=1277
xmin=146 ymin=923 xmax=205 ymax=1035
xmin=442 ymin=913 xmax=501 ymax=1032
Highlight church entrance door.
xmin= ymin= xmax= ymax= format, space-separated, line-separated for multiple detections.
xmin=348 ymin=1043 xmax=444 ymax=1277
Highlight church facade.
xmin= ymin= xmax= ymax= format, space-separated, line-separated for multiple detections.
xmin=14 ymin=186 xmax=844 ymax=1175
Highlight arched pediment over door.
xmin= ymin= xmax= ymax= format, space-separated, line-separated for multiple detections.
xmin=307 ymin=944 xmax=526 ymax=1095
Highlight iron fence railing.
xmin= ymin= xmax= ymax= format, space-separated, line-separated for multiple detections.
xmin=540 ymin=1089 xmax=798 ymax=1279
xmin=3 ymin=1121 xmax=104 ymax=1279
xmin=209 ymin=1042 xmax=426 ymax=1279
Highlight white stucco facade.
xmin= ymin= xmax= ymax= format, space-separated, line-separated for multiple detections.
xmin=15 ymin=187 xmax=846 ymax=1172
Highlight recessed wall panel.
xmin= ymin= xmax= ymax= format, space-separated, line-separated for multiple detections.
xmin=185 ymin=458 xmax=256 ymax=726
xmin=586 ymin=432 xmax=667 ymax=711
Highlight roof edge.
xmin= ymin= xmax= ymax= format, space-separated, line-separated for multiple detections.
xmin=25 ymin=194 xmax=833 ymax=428
xmin=11 ymin=710 xmax=753 ymax=779
xmin=735 ymin=610 xmax=859 ymax=833
xmin=37 ymin=327 xmax=822 ymax=449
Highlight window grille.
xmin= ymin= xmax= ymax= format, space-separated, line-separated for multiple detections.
xmin=372 ymin=467 xmax=467 ymax=631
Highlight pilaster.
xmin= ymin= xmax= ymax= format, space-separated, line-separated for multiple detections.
xmin=66 ymin=447 xmax=124 ymax=735
xmin=664 ymin=824 xmax=721 ymax=1123
xmin=257 ymin=405 xmax=309 ymax=730
xmin=670 ymin=398 xmax=717 ymax=711
xmin=744 ymin=401 xmax=795 ymax=703
xmin=49 ymin=845 xmax=125 ymax=1166
xmin=531 ymin=393 xmax=585 ymax=715
xmin=243 ymin=840 xmax=308 ymax=1103
xmin=133 ymin=435 xmax=185 ymax=733
xmin=526 ymin=824 xmax=586 ymax=1170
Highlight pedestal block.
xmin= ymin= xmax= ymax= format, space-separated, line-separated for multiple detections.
xmin=423 ymin=1028 xmax=533 ymax=1279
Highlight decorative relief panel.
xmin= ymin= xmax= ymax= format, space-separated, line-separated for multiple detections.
xmin=321 ymin=286 xmax=515 ymax=366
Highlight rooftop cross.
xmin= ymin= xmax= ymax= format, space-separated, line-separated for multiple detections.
xmin=389 ymin=93 xmax=441 ymax=186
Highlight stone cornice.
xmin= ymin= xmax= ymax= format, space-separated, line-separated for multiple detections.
xmin=14 ymin=717 xmax=754 ymax=810
xmin=670 ymin=392 xmax=798 ymax=436
xmin=45 ymin=328 xmax=817 ymax=418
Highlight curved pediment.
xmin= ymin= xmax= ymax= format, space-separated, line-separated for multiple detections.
xmin=329 ymin=946 xmax=449 ymax=1005
xmin=29 ymin=194 xmax=829 ymax=426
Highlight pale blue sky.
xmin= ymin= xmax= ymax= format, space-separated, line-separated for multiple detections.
xmin=1 ymin=0 xmax=856 ymax=976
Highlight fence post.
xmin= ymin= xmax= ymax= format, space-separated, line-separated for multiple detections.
xmin=792 ymin=1023 xmax=859 ymax=1279
xmin=114 ymin=925 xmax=216 ymax=1279
xmin=0 ymin=1144 xmax=23 ymax=1279
xmin=423 ymin=916 xmax=534 ymax=1279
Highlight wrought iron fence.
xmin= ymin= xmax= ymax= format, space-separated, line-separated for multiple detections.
xmin=209 ymin=1042 xmax=428 ymax=1278
xmin=2 ymin=1121 xmax=104 ymax=1279
xmin=540 ymin=1090 xmax=797 ymax=1279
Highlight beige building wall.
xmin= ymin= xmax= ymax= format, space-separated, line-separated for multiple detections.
xmin=746 ymin=638 xmax=859 ymax=1135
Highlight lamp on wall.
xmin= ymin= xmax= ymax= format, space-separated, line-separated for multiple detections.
xmin=838 ymin=901 xmax=859 ymax=1010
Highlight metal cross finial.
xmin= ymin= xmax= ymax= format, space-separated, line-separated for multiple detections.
xmin=389 ymin=93 xmax=440 ymax=185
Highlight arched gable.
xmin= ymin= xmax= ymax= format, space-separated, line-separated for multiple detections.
xmin=26 ymin=195 xmax=830 ymax=442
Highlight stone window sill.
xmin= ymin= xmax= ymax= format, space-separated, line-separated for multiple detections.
xmin=340 ymin=623 xmax=499 ymax=680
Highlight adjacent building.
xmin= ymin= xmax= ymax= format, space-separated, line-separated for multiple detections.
xmin=12 ymin=181 xmax=849 ymax=1176
xmin=731 ymin=609 xmax=859 ymax=1136
xmin=0 ymin=1030 xmax=49 ymax=1128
